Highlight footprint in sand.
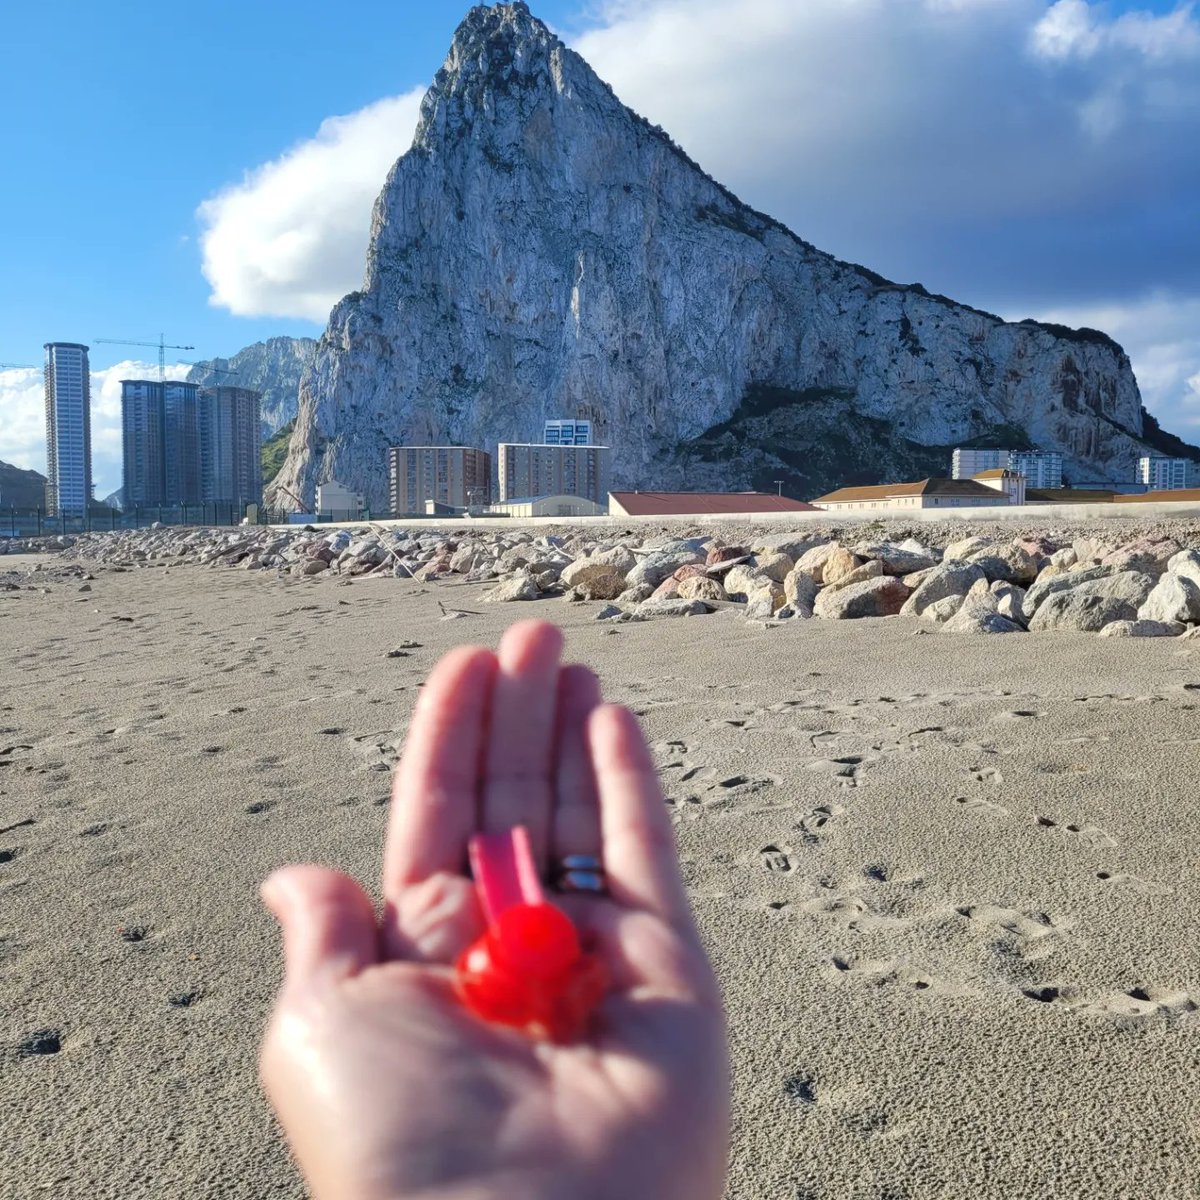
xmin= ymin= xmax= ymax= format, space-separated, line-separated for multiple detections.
xmin=830 ymin=954 xmax=952 ymax=994
xmin=1035 ymin=816 xmax=1118 ymax=848
xmin=1095 ymin=871 xmax=1173 ymax=897
xmin=967 ymin=766 xmax=1004 ymax=786
xmin=1095 ymin=986 xmax=1196 ymax=1019
xmin=958 ymin=905 xmax=1072 ymax=960
xmin=805 ymin=756 xmax=873 ymax=787
xmin=994 ymin=710 xmax=1044 ymax=723
xmin=797 ymin=804 xmax=846 ymax=843
xmin=758 ymin=844 xmax=795 ymax=873
xmin=955 ymin=796 xmax=1010 ymax=817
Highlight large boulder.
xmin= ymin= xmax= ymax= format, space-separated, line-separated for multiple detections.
xmin=1137 ymin=574 xmax=1200 ymax=625
xmin=1072 ymin=536 xmax=1118 ymax=566
xmin=483 ymin=575 xmax=540 ymax=602
xmin=793 ymin=542 xmax=842 ymax=584
xmin=944 ymin=536 xmax=995 ymax=562
xmin=623 ymin=547 xmax=705 ymax=590
xmin=1028 ymin=571 xmax=1156 ymax=632
xmin=560 ymin=558 xmax=628 ymax=600
xmin=822 ymin=547 xmax=863 ymax=586
xmin=1102 ymin=539 xmax=1181 ymax=575
xmin=923 ymin=593 xmax=967 ymax=623
xmin=752 ymin=534 xmax=826 ymax=560
xmin=1021 ymin=564 xmax=1117 ymax=619
xmin=853 ymin=542 xmax=939 ymax=575
xmin=783 ymin=570 xmax=818 ymax=617
xmin=723 ymin=564 xmax=772 ymax=600
xmin=943 ymin=609 xmax=1025 ymax=635
xmin=745 ymin=582 xmax=787 ymax=620
xmin=820 ymin=559 xmax=885 ymax=595
xmin=900 ymin=560 xmax=987 ymax=617
xmin=965 ymin=543 xmax=1039 ymax=585
xmin=706 ymin=545 xmax=750 ymax=567
xmin=754 ymin=551 xmax=796 ymax=583
xmin=677 ymin=575 xmax=728 ymax=603
xmin=814 ymin=576 xmax=909 ymax=620
xmin=990 ymin=581 xmax=1027 ymax=625
xmin=1168 ymin=550 xmax=1200 ymax=587
xmin=1099 ymin=619 xmax=1186 ymax=638
xmin=632 ymin=597 xmax=713 ymax=620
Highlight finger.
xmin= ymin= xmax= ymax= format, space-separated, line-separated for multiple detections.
xmin=551 ymin=664 xmax=604 ymax=865
xmin=562 ymin=899 xmax=721 ymax=1007
xmin=480 ymin=620 xmax=564 ymax=864
xmin=261 ymin=865 xmax=379 ymax=987
xmin=588 ymin=704 xmax=695 ymax=930
xmin=384 ymin=645 xmax=497 ymax=892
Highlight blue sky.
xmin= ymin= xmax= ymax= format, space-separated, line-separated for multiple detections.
xmin=0 ymin=1 xmax=583 ymax=365
xmin=2 ymin=0 xmax=1198 ymax=495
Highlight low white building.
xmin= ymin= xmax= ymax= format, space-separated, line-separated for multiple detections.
xmin=812 ymin=477 xmax=1019 ymax=512
xmin=317 ymin=479 xmax=364 ymax=521
xmin=1138 ymin=457 xmax=1190 ymax=491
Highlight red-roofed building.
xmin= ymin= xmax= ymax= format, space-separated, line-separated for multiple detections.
xmin=608 ymin=491 xmax=819 ymax=517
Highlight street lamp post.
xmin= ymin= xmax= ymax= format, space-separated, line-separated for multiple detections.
xmin=773 ymin=480 xmax=784 ymax=497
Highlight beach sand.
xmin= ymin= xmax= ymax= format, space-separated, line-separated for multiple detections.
xmin=1 ymin=555 xmax=1198 ymax=1198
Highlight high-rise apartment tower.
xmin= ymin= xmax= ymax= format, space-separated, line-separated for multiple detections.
xmin=43 ymin=342 xmax=92 ymax=514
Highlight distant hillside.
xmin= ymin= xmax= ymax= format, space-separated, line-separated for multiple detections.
xmin=187 ymin=336 xmax=316 ymax=438
xmin=0 ymin=459 xmax=47 ymax=509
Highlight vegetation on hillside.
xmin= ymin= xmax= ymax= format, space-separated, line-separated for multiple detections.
xmin=262 ymin=420 xmax=294 ymax=486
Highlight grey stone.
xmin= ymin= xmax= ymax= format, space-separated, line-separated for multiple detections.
xmin=1028 ymin=572 xmax=1155 ymax=632
xmin=482 ymin=575 xmax=540 ymax=602
xmin=1137 ymin=574 xmax=1200 ymax=625
xmin=900 ymin=560 xmax=987 ymax=617
xmin=814 ymin=575 xmax=909 ymax=620
xmin=1021 ymin=564 xmax=1116 ymax=619
xmin=852 ymin=542 xmax=939 ymax=574
xmin=1099 ymin=619 xmax=1185 ymax=638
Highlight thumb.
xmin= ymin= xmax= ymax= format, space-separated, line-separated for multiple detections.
xmin=262 ymin=864 xmax=379 ymax=987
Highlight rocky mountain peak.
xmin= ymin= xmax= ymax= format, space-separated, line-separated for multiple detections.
xmin=271 ymin=2 xmax=1169 ymax=512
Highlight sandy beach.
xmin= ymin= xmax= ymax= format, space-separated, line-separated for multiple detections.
xmin=2 ymin=550 xmax=1198 ymax=1199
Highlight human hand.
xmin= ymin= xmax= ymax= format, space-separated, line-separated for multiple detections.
xmin=260 ymin=620 xmax=729 ymax=1200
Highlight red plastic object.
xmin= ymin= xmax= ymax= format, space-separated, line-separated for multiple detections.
xmin=455 ymin=827 xmax=607 ymax=1042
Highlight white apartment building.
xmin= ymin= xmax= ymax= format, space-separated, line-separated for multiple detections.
xmin=951 ymin=448 xmax=1006 ymax=480
xmin=543 ymin=419 xmax=593 ymax=446
xmin=952 ymin=447 xmax=1063 ymax=489
xmin=1138 ymin=457 xmax=1190 ymax=491
xmin=1008 ymin=450 xmax=1063 ymax=490
xmin=43 ymin=342 xmax=93 ymax=515
xmin=497 ymin=443 xmax=611 ymax=507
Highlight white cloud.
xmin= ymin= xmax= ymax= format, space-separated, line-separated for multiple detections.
xmin=0 ymin=360 xmax=191 ymax=502
xmin=1031 ymin=0 xmax=1200 ymax=61
xmin=197 ymin=90 xmax=426 ymax=322
xmin=192 ymin=0 xmax=1200 ymax=435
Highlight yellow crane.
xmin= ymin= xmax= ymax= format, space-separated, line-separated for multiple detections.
xmin=95 ymin=334 xmax=195 ymax=382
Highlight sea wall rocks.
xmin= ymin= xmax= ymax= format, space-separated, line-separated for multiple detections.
xmin=48 ymin=516 xmax=1200 ymax=639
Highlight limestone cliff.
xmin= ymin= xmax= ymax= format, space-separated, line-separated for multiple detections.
xmin=273 ymin=1 xmax=1157 ymax=510
xmin=188 ymin=336 xmax=316 ymax=438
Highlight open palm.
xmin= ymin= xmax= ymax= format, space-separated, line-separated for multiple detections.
xmin=260 ymin=620 xmax=729 ymax=1200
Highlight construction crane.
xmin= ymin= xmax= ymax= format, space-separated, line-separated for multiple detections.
xmin=0 ymin=362 xmax=35 ymax=369
xmin=95 ymin=334 xmax=195 ymax=383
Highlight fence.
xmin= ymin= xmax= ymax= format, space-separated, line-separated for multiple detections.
xmin=1 ymin=504 xmax=268 ymax=538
